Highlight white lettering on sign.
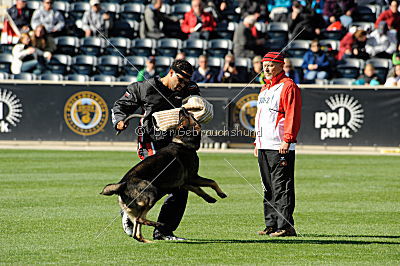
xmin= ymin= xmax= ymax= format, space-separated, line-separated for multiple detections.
xmin=0 ymin=89 xmax=23 ymax=133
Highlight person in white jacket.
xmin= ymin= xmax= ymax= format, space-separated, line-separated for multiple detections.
xmin=11 ymin=33 xmax=46 ymax=74
xmin=366 ymin=21 xmax=397 ymax=58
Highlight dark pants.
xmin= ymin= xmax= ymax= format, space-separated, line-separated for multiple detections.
xmin=258 ymin=149 xmax=295 ymax=229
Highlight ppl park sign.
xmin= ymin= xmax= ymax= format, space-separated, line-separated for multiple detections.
xmin=314 ymin=94 xmax=364 ymax=140
xmin=0 ymin=89 xmax=23 ymax=133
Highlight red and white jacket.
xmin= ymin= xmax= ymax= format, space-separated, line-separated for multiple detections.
xmin=254 ymin=71 xmax=302 ymax=150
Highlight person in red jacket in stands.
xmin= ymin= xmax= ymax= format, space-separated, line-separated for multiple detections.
xmin=375 ymin=0 xmax=400 ymax=31
xmin=181 ymin=0 xmax=216 ymax=40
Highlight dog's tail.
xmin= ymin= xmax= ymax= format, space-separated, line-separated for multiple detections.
xmin=100 ymin=182 xmax=126 ymax=196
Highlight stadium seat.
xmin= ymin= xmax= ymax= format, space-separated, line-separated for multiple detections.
xmin=0 ymin=54 xmax=13 ymax=73
xmin=182 ymin=39 xmax=207 ymax=57
xmin=330 ymin=78 xmax=356 ymax=85
xmin=80 ymin=37 xmax=104 ymax=56
xmin=48 ymin=54 xmax=72 ymax=75
xmin=156 ymin=38 xmax=182 ymax=57
xmin=235 ymin=57 xmax=251 ymax=73
xmin=207 ymin=57 xmax=223 ymax=72
xmin=26 ymin=1 xmax=41 ymax=16
xmin=354 ymin=5 xmax=377 ymax=22
xmin=319 ymin=39 xmax=340 ymax=52
xmin=97 ymin=55 xmax=122 ymax=76
xmin=265 ymin=39 xmax=285 ymax=51
xmin=321 ymin=30 xmax=345 ymax=41
xmin=159 ymin=3 xmax=171 ymax=14
xmin=266 ymin=22 xmax=289 ymax=41
xmin=105 ymin=37 xmax=130 ymax=56
xmin=40 ymin=73 xmax=63 ymax=81
xmin=118 ymin=75 xmax=137 ymax=83
xmin=102 ymin=3 xmax=120 ymax=20
xmin=120 ymin=3 xmax=144 ymax=21
xmin=337 ymin=58 xmax=364 ymax=79
xmin=287 ymin=40 xmax=310 ymax=58
xmin=366 ymin=58 xmax=392 ymax=82
xmin=130 ymin=38 xmax=156 ymax=56
xmin=349 ymin=22 xmax=375 ymax=32
xmin=287 ymin=57 xmax=303 ymax=73
xmin=91 ymin=75 xmax=117 ymax=82
xmin=186 ymin=56 xmax=198 ymax=68
xmin=154 ymin=56 xmax=173 ymax=76
xmin=171 ymin=3 xmax=191 ymax=19
xmin=55 ymin=36 xmax=80 ymax=55
xmin=66 ymin=74 xmax=90 ymax=81
xmin=53 ymin=1 xmax=70 ymax=18
xmin=71 ymin=55 xmax=97 ymax=76
xmin=13 ymin=73 xmax=37 ymax=80
xmin=269 ymin=6 xmax=289 ymax=21
xmin=0 ymin=43 xmax=13 ymax=54
xmin=70 ymin=2 xmax=90 ymax=21
xmin=207 ymin=39 xmax=233 ymax=58
xmin=214 ymin=21 xmax=237 ymax=40
xmin=314 ymin=79 xmax=329 ymax=85
xmin=220 ymin=7 xmax=241 ymax=22
xmin=0 ymin=72 xmax=9 ymax=80
xmin=111 ymin=19 xmax=139 ymax=38
xmin=123 ymin=56 xmax=146 ymax=75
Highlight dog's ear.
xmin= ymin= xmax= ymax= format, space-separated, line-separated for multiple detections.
xmin=100 ymin=182 xmax=126 ymax=196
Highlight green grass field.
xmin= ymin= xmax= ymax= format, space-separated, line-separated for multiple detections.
xmin=1 ymin=149 xmax=399 ymax=264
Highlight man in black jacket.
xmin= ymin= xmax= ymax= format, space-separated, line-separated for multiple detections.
xmin=112 ymin=59 xmax=199 ymax=240
xmin=7 ymin=0 xmax=30 ymax=32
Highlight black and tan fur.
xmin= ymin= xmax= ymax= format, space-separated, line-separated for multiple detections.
xmin=101 ymin=108 xmax=227 ymax=243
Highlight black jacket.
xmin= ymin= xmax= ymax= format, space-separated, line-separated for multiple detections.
xmin=112 ymin=77 xmax=200 ymax=143
xmin=7 ymin=5 xmax=30 ymax=30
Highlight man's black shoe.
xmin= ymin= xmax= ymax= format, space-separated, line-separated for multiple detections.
xmin=153 ymin=230 xmax=187 ymax=241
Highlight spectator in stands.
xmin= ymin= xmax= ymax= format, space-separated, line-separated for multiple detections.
xmin=392 ymin=43 xmax=400 ymax=65
xmin=217 ymin=53 xmax=248 ymax=83
xmin=29 ymin=24 xmax=56 ymax=62
xmin=11 ymin=33 xmax=46 ymax=74
xmin=366 ymin=21 xmax=397 ymax=58
xmin=284 ymin=58 xmax=301 ymax=84
xmin=31 ymin=0 xmax=65 ymax=36
xmin=384 ymin=64 xmax=400 ymax=86
xmin=140 ymin=0 xmax=181 ymax=39
xmin=353 ymin=63 xmax=381 ymax=85
xmin=323 ymin=0 xmax=356 ymax=22
xmin=7 ymin=0 xmax=30 ymax=32
xmin=181 ymin=0 xmax=217 ymax=40
xmin=327 ymin=16 xmax=343 ymax=31
xmin=288 ymin=1 xmax=325 ymax=40
xmin=191 ymin=55 xmax=217 ymax=83
xmin=301 ymin=39 xmax=330 ymax=82
xmin=338 ymin=29 xmax=369 ymax=60
xmin=375 ymin=0 xmax=400 ymax=31
xmin=233 ymin=15 xmax=264 ymax=58
xmin=175 ymin=52 xmax=186 ymax=60
xmin=137 ymin=56 xmax=159 ymax=82
xmin=81 ymin=0 xmax=112 ymax=38
xmin=205 ymin=0 xmax=230 ymax=21
xmin=249 ymin=55 xmax=265 ymax=84
xmin=238 ymin=0 xmax=268 ymax=22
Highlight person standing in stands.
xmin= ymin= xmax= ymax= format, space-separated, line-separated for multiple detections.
xmin=81 ymin=0 xmax=112 ymax=37
xmin=31 ymin=0 xmax=65 ymax=36
xmin=233 ymin=15 xmax=265 ymax=58
xmin=255 ymin=52 xmax=302 ymax=237
xmin=7 ymin=0 xmax=30 ymax=32
xmin=181 ymin=0 xmax=217 ymax=40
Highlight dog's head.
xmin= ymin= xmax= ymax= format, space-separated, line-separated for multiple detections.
xmin=173 ymin=107 xmax=202 ymax=150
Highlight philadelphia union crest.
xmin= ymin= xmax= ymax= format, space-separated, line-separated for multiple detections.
xmin=64 ymin=91 xmax=108 ymax=136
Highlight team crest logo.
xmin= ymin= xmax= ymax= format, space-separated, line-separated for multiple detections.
xmin=0 ymin=89 xmax=23 ymax=133
xmin=64 ymin=91 xmax=108 ymax=136
xmin=315 ymin=94 xmax=364 ymax=140
xmin=232 ymin=93 xmax=258 ymax=131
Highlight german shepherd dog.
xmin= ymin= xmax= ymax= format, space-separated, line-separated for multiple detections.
xmin=101 ymin=108 xmax=227 ymax=243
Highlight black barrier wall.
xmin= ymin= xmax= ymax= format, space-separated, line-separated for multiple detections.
xmin=0 ymin=81 xmax=399 ymax=146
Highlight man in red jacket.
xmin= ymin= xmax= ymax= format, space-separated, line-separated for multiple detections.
xmin=254 ymin=52 xmax=302 ymax=237
xmin=375 ymin=0 xmax=400 ymax=31
xmin=181 ymin=0 xmax=216 ymax=40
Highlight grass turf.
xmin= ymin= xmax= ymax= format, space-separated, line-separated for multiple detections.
xmin=0 ymin=150 xmax=399 ymax=264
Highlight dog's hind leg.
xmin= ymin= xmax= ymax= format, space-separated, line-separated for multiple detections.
xmin=182 ymin=184 xmax=217 ymax=203
xmin=190 ymin=176 xmax=227 ymax=198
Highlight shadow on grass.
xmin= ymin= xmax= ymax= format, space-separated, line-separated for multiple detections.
xmin=170 ymin=238 xmax=400 ymax=245
xmin=303 ymin=234 xmax=400 ymax=239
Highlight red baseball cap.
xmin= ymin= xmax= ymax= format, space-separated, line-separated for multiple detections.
xmin=261 ymin=52 xmax=284 ymax=63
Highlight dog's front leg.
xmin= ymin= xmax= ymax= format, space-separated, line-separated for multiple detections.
xmin=191 ymin=176 xmax=227 ymax=198
xmin=182 ymin=184 xmax=217 ymax=203
xmin=132 ymin=218 xmax=153 ymax=243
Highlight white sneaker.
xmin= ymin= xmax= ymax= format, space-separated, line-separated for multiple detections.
xmin=121 ymin=211 xmax=133 ymax=237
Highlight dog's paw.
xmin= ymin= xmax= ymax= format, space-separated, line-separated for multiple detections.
xmin=218 ymin=192 xmax=227 ymax=198
xmin=205 ymin=197 xmax=217 ymax=203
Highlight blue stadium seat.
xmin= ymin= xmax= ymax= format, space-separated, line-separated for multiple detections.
xmin=235 ymin=57 xmax=251 ymax=73
xmin=13 ymin=73 xmax=37 ymax=80
xmin=26 ymin=1 xmax=41 ymax=16
xmin=337 ymin=58 xmax=364 ymax=79
xmin=53 ymin=1 xmax=70 ymax=18
xmin=319 ymin=39 xmax=340 ymax=52
xmin=130 ymin=38 xmax=156 ymax=56
xmin=40 ymin=73 xmax=63 ymax=81
xmin=349 ymin=22 xmax=375 ymax=32
xmin=207 ymin=57 xmax=223 ymax=72
xmin=265 ymin=39 xmax=285 ymax=51
xmin=0 ymin=43 xmax=13 ymax=54
xmin=287 ymin=40 xmax=311 ymax=58
xmin=267 ymin=22 xmax=289 ymax=41
xmin=118 ymin=75 xmax=137 ymax=83
xmin=97 ymin=55 xmax=122 ymax=76
xmin=220 ymin=7 xmax=241 ymax=22
xmin=111 ymin=19 xmax=139 ymax=38
xmin=156 ymin=38 xmax=182 ymax=57
xmin=102 ymin=2 xmax=120 ymax=20
xmin=55 ymin=36 xmax=80 ymax=55
xmin=182 ymin=39 xmax=207 ymax=57
xmin=159 ymin=3 xmax=171 ymax=14
xmin=123 ymin=56 xmax=146 ymax=75
xmin=330 ymin=78 xmax=356 ymax=85
xmin=171 ymin=3 xmax=191 ymax=19
xmin=207 ymin=39 xmax=233 ymax=58
xmin=366 ymin=58 xmax=392 ymax=82
xmin=0 ymin=72 xmax=10 ymax=80
xmin=287 ymin=57 xmax=303 ymax=73
xmin=120 ymin=3 xmax=144 ymax=21
xmin=0 ymin=54 xmax=13 ymax=73
xmin=215 ymin=21 xmax=237 ymax=40
xmin=70 ymin=2 xmax=90 ymax=21
xmin=354 ymin=5 xmax=377 ymax=22
xmin=66 ymin=74 xmax=90 ymax=81
xmin=80 ymin=37 xmax=104 ymax=56
xmin=105 ymin=37 xmax=130 ymax=56
xmin=71 ymin=55 xmax=97 ymax=76
xmin=154 ymin=56 xmax=173 ymax=76
xmin=186 ymin=57 xmax=198 ymax=68
xmin=321 ymin=30 xmax=345 ymax=41
xmin=48 ymin=54 xmax=71 ymax=75
xmin=91 ymin=75 xmax=117 ymax=82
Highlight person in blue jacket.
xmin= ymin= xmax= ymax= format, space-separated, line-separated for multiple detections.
xmin=191 ymin=55 xmax=217 ymax=83
xmin=301 ymin=39 xmax=330 ymax=83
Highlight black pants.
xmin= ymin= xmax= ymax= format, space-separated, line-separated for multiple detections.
xmin=258 ymin=149 xmax=295 ymax=229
